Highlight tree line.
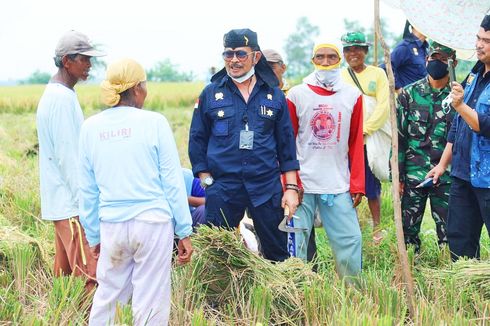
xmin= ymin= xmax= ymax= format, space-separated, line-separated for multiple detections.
xmin=20 ymin=57 xmax=194 ymax=85
xmin=21 ymin=17 xmax=404 ymax=85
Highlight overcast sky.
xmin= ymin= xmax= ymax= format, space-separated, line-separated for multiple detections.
xmin=1 ymin=0 xmax=406 ymax=81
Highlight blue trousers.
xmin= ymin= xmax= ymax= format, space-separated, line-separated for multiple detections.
xmin=448 ymin=177 xmax=490 ymax=260
xmin=294 ymin=192 xmax=362 ymax=278
xmin=191 ymin=205 xmax=206 ymax=228
xmin=205 ymin=182 xmax=288 ymax=262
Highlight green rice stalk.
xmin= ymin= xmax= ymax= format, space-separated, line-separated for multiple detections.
xmin=46 ymin=275 xmax=92 ymax=324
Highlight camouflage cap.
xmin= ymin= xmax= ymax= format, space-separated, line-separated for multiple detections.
xmin=429 ymin=41 xmax=456 ymax=57
xmin=341 ymin=31 xmax=370 ymax=48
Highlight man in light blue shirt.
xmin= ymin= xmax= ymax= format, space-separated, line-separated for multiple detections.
xmin=36 ymin=30 xmax=104 ymax=291
xmin=80 ymin=58 xmax=193 ymax=326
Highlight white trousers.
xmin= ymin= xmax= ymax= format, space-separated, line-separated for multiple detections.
xmin=89 ymin=219 xmax=174 ymax=326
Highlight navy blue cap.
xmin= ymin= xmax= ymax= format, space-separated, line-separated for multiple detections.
xmin=212 ymin=28 xmax=278 ymax=87
xmin=481 ymin=15 xmax=490 ymax=32
xmin=223 ymin=29 xmax=260 ymax=49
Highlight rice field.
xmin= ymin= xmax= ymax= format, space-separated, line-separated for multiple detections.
xmin=0 ymin=82 xmax=204 ymax=114
xmin=0 ymin=82 xmax=489 ymax=325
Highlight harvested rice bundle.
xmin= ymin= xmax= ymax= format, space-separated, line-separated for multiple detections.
xmin=191 ymin=226 xmax=320 ymax=324
xmin=424 ymin=259 xmax=490 ymax=298
xmin=0 ymin=225 xmax=50 ymax=267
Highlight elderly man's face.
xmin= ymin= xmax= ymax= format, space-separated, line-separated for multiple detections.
xmin=64 ymin=54 xmax=93 ymax=81
xmin=476 ymin=27 xmax=490 ymax=64
xmin=223 ymin=46 xmax=259 ymax=79
xmin=312 ymin=47 xmax=340 ymax=67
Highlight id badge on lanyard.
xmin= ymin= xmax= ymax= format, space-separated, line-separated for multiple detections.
xmin=239 ymin=122 xmax=254 ymax=150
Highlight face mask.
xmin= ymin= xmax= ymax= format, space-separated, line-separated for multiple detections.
xmin=315 ymin=68 xmax=341 ymax=90
xmin=427 ymin=59 xmax=449 ymax=80
xmin=228 ymin=66 xmax=255 ymax=83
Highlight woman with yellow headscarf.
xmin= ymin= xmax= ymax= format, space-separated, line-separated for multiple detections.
xmin=78 ymin=58 xmax=193 ymax=326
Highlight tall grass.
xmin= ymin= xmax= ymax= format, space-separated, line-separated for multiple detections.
xmin=1 ymin=83 xmax=489 ymax=324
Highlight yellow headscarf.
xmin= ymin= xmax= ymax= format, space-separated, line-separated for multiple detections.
xmin=311 ymin=43 xmax=342 ymax=71
xmin=100 ymin=58 xmax=147 ymax=107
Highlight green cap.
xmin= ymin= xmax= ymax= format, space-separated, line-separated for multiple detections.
xmin=341 ymin=31 xmax=370 ymax=48
xmin=429 ymin=41 xmax=456 ymax=57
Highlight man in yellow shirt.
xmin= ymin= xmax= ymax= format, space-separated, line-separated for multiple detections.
xmin=341 ymin=31 xmax=390 ymax=242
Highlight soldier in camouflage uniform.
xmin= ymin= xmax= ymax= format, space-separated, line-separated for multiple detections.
xmin=397 ymin=41 xmax=457 ymax=252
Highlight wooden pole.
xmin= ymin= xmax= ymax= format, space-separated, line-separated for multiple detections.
xmin=373 ymin=5 xmax=379 ymax=66
xmin=374 ymin=0 xmax=416 ymax=320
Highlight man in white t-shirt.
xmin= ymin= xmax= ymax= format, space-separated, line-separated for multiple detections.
xmin=36 ymin=30 xmax=104 ymax=291
xmin=286 ymin=42 xmax=365 ymax=278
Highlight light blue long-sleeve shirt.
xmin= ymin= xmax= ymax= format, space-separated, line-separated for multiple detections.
xmin=36 ymin=83 xmax=83 ymax=220
xmin=78 ymin=106 xmax=193 ymax=246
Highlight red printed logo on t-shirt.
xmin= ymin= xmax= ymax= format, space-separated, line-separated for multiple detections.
xmin=310 ymin=111 xmax=335 ymax=141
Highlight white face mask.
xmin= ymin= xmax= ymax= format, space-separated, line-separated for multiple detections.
xmin=314 ymin=68 xmax=341 ymax=90
xmin=229 ymin=66 xmax=255 ymax=83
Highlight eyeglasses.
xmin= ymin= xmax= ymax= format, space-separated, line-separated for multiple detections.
xmin=222 ymin=50 xmax=254 ymax=62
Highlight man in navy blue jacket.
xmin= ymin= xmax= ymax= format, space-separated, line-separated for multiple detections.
xmin=189 ymin=28 xmax=300 ymax=262
xmin=428 ymin=15 xmax=490 ymax=260
xmin=390 ymin=22 xmax=429 ymax=92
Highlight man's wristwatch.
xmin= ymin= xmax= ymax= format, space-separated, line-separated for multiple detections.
xmin=200 ymin=176 xmax=214 ymax=188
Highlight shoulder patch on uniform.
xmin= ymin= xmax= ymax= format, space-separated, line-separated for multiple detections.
xmin=194 ymin=98 xmax=199 ymax=109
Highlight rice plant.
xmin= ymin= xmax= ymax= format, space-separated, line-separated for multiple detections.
xmin=1 ymin=84 xmax=490 ymax=325
xmin=45 ymin=275 xmax=92 ymax=325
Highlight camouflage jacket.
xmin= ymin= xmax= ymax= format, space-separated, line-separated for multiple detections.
xmin=396 ymin=77 xmax=455 ymax=186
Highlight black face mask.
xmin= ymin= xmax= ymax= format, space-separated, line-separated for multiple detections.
xmin=427 ymin=59 xmax=449 ymax=80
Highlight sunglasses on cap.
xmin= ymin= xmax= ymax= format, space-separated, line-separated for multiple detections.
xmin=222 ymin=50 xmax=255 ymax=62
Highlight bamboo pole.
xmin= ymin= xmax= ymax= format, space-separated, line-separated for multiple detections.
xmin=374 ymin=0 xmax=416 ymax=320
xmin=373 ymin=8 xmax=378 ymax=66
